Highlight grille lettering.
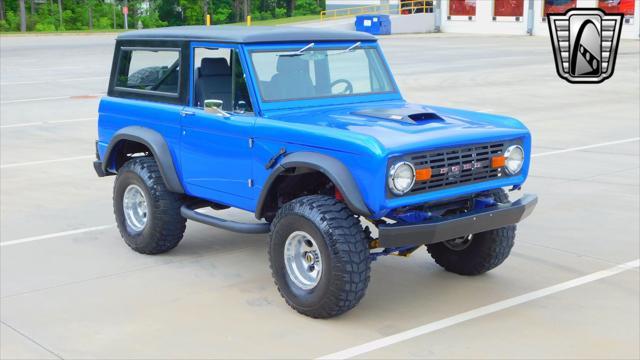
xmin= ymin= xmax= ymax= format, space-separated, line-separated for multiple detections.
xmin=405 ymin=142 xmax=508 ymax=195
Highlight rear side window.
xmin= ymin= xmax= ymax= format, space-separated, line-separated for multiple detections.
xmin=116 ymin=48 xmax=181 ymax=96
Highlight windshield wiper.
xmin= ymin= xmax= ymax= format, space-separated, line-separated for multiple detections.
xmin=343 ymin=41 xmax=361 ymax=52
xmin=327 ymin=42 xmax=362 ymax=56
xmin=278 ymin=42 xmax=315 ymax=57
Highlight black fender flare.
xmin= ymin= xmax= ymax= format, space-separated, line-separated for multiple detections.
xmin=102 ymin=126 xmax=184 ymax=193
xmin=255 ymin=152 xmax=372 ymax=219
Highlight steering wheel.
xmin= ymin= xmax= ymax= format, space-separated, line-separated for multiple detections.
xmin=330 ymin=79 xmax=354 ymax=95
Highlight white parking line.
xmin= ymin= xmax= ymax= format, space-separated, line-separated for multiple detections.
xmin=0 ymin=95 xmax=73 ymax=104
xmin=0 ymin=136 xmax=638 ymax=247
xmin=1 ymin=65 xmax=105 ymax=72
xmin=0 ymin=94 xmax=102 ymax=104
xmin=0 ymin=117 xmax=95 ymax=129
xmin=318 ymin=259 xmax=640 ymax=360
xmin=532 ymin=137 xmax=640 ymax=158
xmin=0 ymin=155 xmax=94 ymax=169
xmin=0 ymin=225 xmax=115 ymax=247
xmin=0 ymin=76 xmax=108 ymax=86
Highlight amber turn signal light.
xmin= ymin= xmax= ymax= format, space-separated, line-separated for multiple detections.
xmin=491 ymin=156 xmax=506 ymax=169
xmin=416 ymin=168 xmax=432 ymax=181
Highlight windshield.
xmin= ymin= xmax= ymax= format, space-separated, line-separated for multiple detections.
xmin=250 ymin=46 xmax=395 ymax=102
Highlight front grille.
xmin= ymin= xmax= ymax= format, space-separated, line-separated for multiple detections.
xmin=407 ymin=141 xmax=507 ymax=195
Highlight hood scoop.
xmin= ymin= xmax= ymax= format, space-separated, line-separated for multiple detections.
xmin=352 ymin=107 xmax=445 ymax=124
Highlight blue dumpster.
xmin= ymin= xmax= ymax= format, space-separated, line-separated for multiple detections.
xmin=355 ymin=14 xmax=391 ymax=35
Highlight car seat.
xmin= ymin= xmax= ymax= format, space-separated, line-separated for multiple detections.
xmin=195 ymin=58 xmax=232 ymax=109
xmin=268 ymin=56 xmax=315 ymax=100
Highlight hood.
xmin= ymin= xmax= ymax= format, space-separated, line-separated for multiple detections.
xmin=264 ymin=101 xmax=530 ymax=155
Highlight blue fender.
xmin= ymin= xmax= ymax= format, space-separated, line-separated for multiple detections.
xmin=255 ymin=151 xmax=372 ymax=219
xmin=102 ymin=126 xmax=184 ymax=193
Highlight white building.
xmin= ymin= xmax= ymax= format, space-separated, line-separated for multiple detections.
xmin=323 ymin=0 xmax=640 ymax=39
xmin=438 ymin=0 xmax=638 ymax=39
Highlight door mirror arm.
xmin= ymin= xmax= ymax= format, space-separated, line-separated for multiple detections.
xmin=204 ymin=99 xmax=231 ymax=118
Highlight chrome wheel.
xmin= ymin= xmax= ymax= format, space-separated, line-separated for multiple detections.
xmin=443 ymin=234 xmax=473 ymax=251
xmin=284 ymin=231 xmax=323 ymax=290
xmin=123 ymin=184 xmax=148 ymax=232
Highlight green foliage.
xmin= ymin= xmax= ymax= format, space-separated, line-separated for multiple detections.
xmin=157 ymin=0 xmax=181 ymax=25
xmin=35 ymin=22 xmax=57 ymax=31
xmin=212 ymin=6 xmax=232 ymax=24
xmin=293 ymin=0 xmax=321 ymax=17
xmin=274 ymin=7 xmax=286 ymax=18
xmin=0 ymin=0 xmax=325 ymax=32
xmin=140 ymin=12 xmax=167 ymax=28
xmin=96 ymin=16 xmax=113 ymax=29
xmin=179 ymin=0 xmax=204 ymax=25
xmin=1 ymin=10 xmax=20 ymax=31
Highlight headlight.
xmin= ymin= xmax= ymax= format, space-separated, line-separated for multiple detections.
xmin=504 ymin=145 xmax=524 ymax=174
xmin=388 ymin=161 xmax=415 ymax=195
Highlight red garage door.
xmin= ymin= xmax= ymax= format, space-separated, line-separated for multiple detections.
xmin=449 ymin=0 xmax=476 ymax=16
xmin=543 ymin=0 xmax=576 ymax=16
xmin=495 ymin=0 xmax=524 ymax=17
xmin=598 ymin=0 xmax=635 ymax=17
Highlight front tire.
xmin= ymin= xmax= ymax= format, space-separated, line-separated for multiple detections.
xmin=269 ymin=195 xmax=370 ymax=318
xmin=114 ymin=157 xmax=186 ymax=255
xmin=426 ymin=189 xmax=515 ymax=275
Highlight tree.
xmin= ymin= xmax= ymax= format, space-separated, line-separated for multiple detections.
xmin=202 ymin=0 xmax=208 ymax=23
xmin=87 ymin=0 xmax=93 ymax=30
xmin=158 ymin=0 xmax=181 ymax=26
xmin=57 ymin=0 xmax=62 ymax=29
xmin=287 ymin=0 xmax=295 ymax=16
xmin=19 ymin=0 xmax=25 ymax=31
xmin=0 ymin=0 xmax=323 ymax=32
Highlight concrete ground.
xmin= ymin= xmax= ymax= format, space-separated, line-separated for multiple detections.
xmin=0 ymin=33 xmax=638 ymax=359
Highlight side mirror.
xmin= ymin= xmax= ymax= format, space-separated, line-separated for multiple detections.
xmin=235 ymin=100 xmax=247 ymax=114
xmin=204 ymin=99 xmax=230 ymax=118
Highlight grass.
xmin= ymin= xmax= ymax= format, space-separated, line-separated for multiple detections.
xmin=0 ymin=14 xmax=322 ymax=35
xmin=239 ymin=14 xmax=321 ymax=26
xmin=0 ymin=28 xmax=127 ymax=36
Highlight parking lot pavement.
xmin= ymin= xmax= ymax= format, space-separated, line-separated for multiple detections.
xmin=1 ymin=33 xmax=638 ymax=359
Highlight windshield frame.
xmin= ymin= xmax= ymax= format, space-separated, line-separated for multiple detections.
xmin=243 ymin=41 xmax=401 ymax=110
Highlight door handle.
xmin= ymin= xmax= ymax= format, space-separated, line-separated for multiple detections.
xmin=180 ymin=110 xmax=195 ymax=117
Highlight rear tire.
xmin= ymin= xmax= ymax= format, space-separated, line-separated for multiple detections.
xmin=114 ymin=157 xmax=186 ymax=255
xmin=426 ymin=189 xmax=515 ymax=275
xmin=269 ymin=195 xmax=370 ymax=318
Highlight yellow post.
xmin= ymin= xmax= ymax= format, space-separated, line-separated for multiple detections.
xmin=247 ymin=15 xmax=251 ymax=26
xmin=206 ymin=14 xmax=211 ymax=26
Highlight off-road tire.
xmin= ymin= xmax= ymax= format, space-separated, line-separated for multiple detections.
xmin=114 ymin=157 xmax=186 ymax=255
xmin=269 ymin=195 xmax=370 ymax=318
xmin=426 ymin=189 xmax=515 ymax=275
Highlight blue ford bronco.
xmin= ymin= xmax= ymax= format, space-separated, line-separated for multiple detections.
xmin=94 ymin=25 xmax=537 ymax=318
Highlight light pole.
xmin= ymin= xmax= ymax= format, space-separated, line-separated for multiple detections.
xmin=123 ymin=0 xmax=128 ymax=30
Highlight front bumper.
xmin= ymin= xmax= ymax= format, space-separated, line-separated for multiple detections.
xmin=377 ymin=194 xmax=538 ymax=248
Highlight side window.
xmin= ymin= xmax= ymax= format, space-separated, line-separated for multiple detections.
xmin=193 ymin=47 xmax=253 ymax=113
xmin=116 ymin=48 xmax=180 ymax=95
xmin=231 ymin=51 xmax=254 ymax=113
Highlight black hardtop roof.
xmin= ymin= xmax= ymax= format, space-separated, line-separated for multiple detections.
xmin=117 ymin=25 xmax=377 ymax=43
